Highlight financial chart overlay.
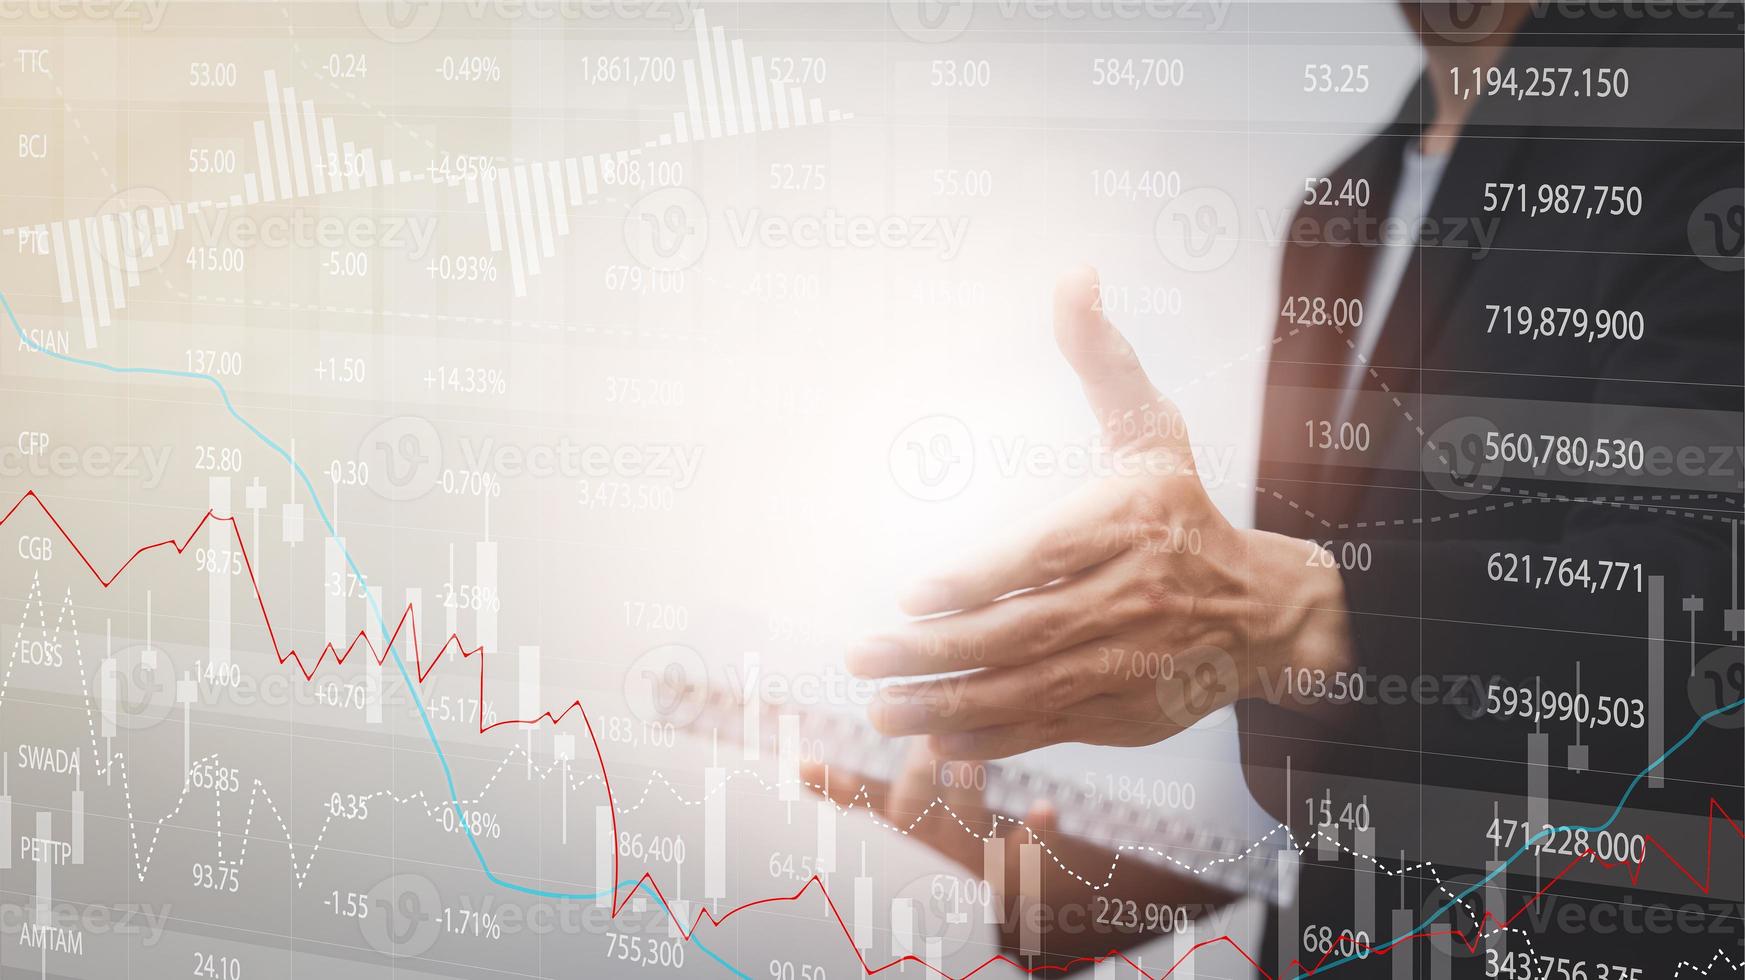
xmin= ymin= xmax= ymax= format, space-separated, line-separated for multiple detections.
xmin=0 ymin=2 xmax=1742 ymax=980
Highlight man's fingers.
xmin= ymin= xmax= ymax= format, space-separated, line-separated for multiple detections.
xmin=1053 ymin=265 xmax=1183 ymax=449
xmin=848 ymin=566 xmax=1128 ymax=678
xmin=898 ymin=479 xmax=1138 ymax=616
xmin=869 ymin=641 xmax=1117 ymax=736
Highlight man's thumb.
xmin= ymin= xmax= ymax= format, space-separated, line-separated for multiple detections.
xmin=1052 ymin=266 xmax=1173 ymax=444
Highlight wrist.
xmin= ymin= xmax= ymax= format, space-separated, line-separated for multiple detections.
xmin=1239 ymin=530 xmax=1356 ymax=701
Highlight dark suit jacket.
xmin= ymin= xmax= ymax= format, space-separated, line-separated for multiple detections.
xmin=1239 ymin=7 xmax=1743 ymax=978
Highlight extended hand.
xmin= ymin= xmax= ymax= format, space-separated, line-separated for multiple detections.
xmin=850 ymin=267 xmax=1353 ymax=760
